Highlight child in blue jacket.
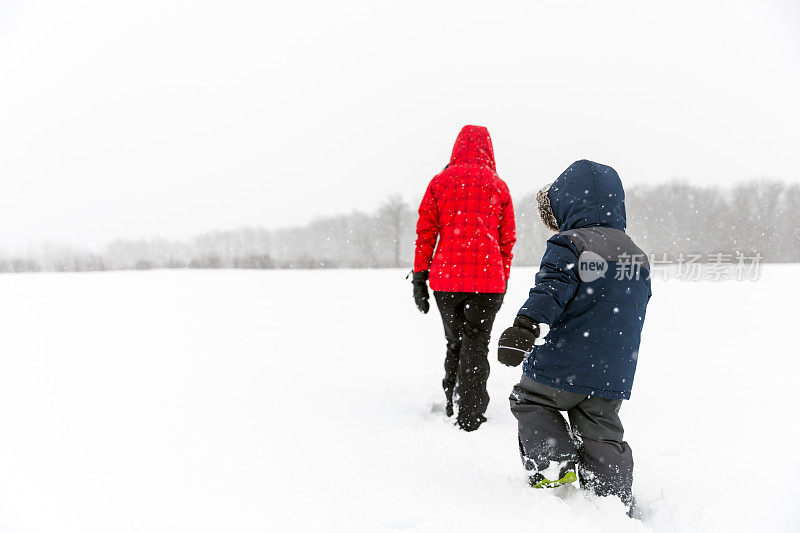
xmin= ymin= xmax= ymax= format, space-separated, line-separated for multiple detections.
xmin=498 ymin=160 xmax=651 ymax=512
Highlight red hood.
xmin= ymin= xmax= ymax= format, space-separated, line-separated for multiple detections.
xmin=449 ymin=125 xmax=496 ymax=171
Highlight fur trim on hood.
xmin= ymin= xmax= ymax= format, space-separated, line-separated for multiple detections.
xmin=537 ymin=183 xmax=559 ymax=232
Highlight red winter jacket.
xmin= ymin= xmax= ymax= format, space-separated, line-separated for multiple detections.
xmin=414 ymin=125 xmax=516 ymax=294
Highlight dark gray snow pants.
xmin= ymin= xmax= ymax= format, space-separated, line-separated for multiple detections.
xmin=510 ymin=375 xmax=634 ymax=506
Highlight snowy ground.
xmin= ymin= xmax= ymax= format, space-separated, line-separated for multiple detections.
xmin=0 ymin=266 xmax=798 ymax=532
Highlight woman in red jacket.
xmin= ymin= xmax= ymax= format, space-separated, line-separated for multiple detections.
xmin=412 ymin=125 xmax=516 ymax=431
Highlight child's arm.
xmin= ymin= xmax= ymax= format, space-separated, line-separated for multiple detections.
xmin=517 ymin=233 xmax=580 ymax=326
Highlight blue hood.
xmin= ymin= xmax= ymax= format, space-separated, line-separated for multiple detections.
xmin=548 ymin=160 xmax=626 ymax=231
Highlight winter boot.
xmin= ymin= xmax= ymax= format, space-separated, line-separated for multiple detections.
xmin=444 ymin=389 xmax=454 ymax=417
xmin=457 ymin=413 xmax=486 ymax=432
xmin=529 ymin=461 xmax=578 ymax=489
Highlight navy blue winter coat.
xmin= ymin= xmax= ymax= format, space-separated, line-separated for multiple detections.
xmin=518 ymin=160 xmax=651 ymax=400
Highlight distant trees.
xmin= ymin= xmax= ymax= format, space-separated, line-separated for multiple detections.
xmin=377 ymin=194 xmax=411 ymax=267
xmin=0 ymin=258 xmax=42 ymax=273
xmin=624 ymin=181 xmax=800 ymax=262
xmin=0 ymin=180 xmax=798 ymax=273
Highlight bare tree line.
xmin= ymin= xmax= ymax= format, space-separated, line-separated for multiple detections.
xmin=1 ymin=180 xmax=798 ymax=273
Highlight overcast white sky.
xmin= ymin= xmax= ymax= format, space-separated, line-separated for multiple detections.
xmin=1 ymin=0 xmax=799 ymax=249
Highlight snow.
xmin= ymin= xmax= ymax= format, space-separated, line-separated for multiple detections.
xmin=0 ymin=266 xmax=798 ymax=532
xmin=535 ymin=322 xmax=550 ymax=345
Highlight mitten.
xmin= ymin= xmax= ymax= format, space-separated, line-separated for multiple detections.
xmin=411 ymin=271 xmax=430 ymax=314
xmin=498 ymin=316 xmax=544 ymax=367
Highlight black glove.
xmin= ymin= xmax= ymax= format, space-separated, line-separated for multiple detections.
xmin=497 ymin=316 xmax=541 ymax=367
xmin=411 ymin=270 xmax=430 ymax=314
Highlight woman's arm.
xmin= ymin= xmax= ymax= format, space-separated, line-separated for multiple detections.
xmin=498 ymin=191 xmax=516 ymax=282
xmin=414 ymin=180 xmax=439 ymax=273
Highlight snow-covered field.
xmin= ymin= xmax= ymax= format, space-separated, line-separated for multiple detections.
xmin=0 ymin=267 xmax=797 ymax=532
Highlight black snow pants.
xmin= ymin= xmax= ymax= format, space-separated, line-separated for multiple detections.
xmin=434 ymin=291 xmax=503 ymax=431
xmin=510 ymin=375 xmax=634 ymax=507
